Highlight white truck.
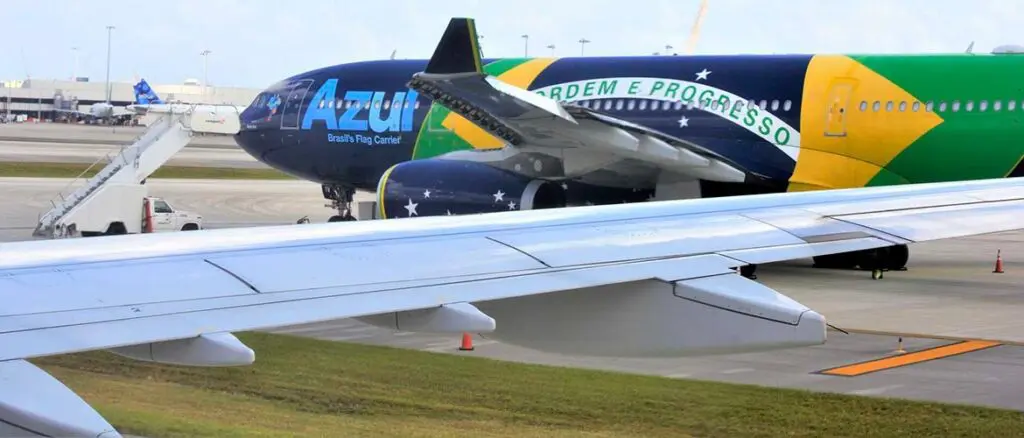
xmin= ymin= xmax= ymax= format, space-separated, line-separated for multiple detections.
xmin=54 ymin=183 xmax=204 ymax=237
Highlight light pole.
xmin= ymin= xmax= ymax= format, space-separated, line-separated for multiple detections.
xmin=71 ymin=47 xmax=79 ymax=80
xmin=200 ymin=49 xmax=212 ymax=101
xmin=104 ymin=26 xmax=114 ymax=102
xmin=546 ymin=44 xmax=555 ymax=57
xmin=521 ymin=34 xmax=529 ymax=57
xmin=578 ymin=38 xmax=590 ymax=56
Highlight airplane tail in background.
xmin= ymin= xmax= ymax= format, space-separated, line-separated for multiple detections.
xmin=133 ymin=79 xmax=164 ymax=105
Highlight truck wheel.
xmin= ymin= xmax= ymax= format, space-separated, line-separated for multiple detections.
xmin=181 ymin=223 xmax=200 ymax=231
xmin=104 ymin=223 xmax=127 ymax=235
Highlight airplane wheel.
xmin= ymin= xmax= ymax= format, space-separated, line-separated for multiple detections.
xmin=871 ymin=269 xmax=884 ymax=280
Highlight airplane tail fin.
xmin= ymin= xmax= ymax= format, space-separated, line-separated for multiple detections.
xmin=423 ymin=18 xmax=483 ymax=75
xmin=133 ymin=79 xmax=164 ymax=104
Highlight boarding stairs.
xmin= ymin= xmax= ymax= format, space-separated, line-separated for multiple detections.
xmin=32 ymin=104 xmax=244 ymax=238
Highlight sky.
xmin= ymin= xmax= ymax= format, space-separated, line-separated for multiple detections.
xmin=1 ymin=0 xmax=1020 ymax=89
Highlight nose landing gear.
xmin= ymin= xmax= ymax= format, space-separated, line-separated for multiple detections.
xmin=323 ymin=184 xmax=358 ymax=222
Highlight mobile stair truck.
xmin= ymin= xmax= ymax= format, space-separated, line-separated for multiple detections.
xmin=32 ymin=103 xmax=242 ymax=238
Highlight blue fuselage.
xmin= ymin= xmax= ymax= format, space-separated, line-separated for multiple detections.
xmin=235 ymin=56 xmax=808 ymax=192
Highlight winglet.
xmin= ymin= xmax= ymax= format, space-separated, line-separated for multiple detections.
xmin=424 ymin=18 xmax=483 ymax=75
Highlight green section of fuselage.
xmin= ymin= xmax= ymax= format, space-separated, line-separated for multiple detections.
xmin=853 ymin=54 xmax=1024 ymax=184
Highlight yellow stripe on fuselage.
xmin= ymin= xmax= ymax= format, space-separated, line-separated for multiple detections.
xmin=791 ymin=55 xmax=944 ymax=191
xmin=440 ymin=58 xmax=559 ymax=150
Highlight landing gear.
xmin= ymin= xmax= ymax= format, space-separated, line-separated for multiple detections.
xmin=322 ymin=183 xmax=357 ymax=222
xmin=812 ymin=244 xmax=909 ymax=271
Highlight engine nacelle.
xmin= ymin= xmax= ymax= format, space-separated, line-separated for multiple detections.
xmin=375 ymin=159 xmax=653 ymax=219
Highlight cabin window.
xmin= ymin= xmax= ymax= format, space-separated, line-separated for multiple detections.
xmin=383 ymin=100 xmax=391 ymax=110
xmin=317 ymin=99 xmax=325 ymax=109
xmin=859 ymin=101 xmax=868 ymax=111
xmin=638 ymin=100 xmax=647 ymax=110
xmin=872 ymin=101 xmax=880 ymax=112
xmin=734 ymin=101 xmax=745 ymax=111
xmin=344 ymin=101 xmax=352 ymax=109
xmin=687 ymin=100 xmax=696 ymax=110
xmin=952 ymin=100 xmax=961 ymax=112
xmin=885 ymin=101 xmax=894 ymax=112
xmin=770 ymin=100 xmax=779 ymax=111
xmin=938 ymin=101 xmax=947 ymax=112
xmin=898 ymin=101 xmax=906 ymax=112
xmin=925 ymin=101 xmax=934 ymax=112
xmin=783 ymin=100 xmax=792 ymax=111
xmin=660 ymin=100 xmax=669 ymax=110
xmin=965 ymin=100 xmax=974 ymax=112
xmin=979 ymin=100 xmax=988 ymax=112
xmin=759 ymin=100 xmax=768 ymax=110
xmin=674 ymin=101 xmax=684 ymax=110
xmin=614 ymin=100 xmax=623 ymax=111
xmin=994 ymin=100 xmax=1002 ymax=111
xmin=414 ymin=100 xmax=421 ymax=109
xmin=1010 ymin=100 xmax=1017 ymax=111
xmin=602 ymin=100 xmax=611 ymax=111
xmin=912 ymin=101 xmax=921 ymax=112
xmin=627 ymin=100 xmax=636 ymax=111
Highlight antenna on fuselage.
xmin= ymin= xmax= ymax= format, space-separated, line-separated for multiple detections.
xmin=966 ymin=41 xmax=975 ymax=54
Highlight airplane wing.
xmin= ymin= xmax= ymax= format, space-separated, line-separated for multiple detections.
xmin=407 ymin=18 xmax=763 ymax=186
xmin=3 ymin=176 xmax=1023 ymax=436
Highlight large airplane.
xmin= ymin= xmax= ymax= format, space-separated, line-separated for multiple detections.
xmin=233 ymin=18 xmax=1024 ymax=277
xmin=1 ymin=173 xmax=1023 ymax=436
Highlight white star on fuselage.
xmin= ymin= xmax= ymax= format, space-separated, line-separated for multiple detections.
xmin=493 ymin=190 xmax=505 ymax=202
xmin=678 ymin=115 xmax=689 ymax=127
xmin=404 ymin=198 xmax=418 ymax=216
xmin=508 ymin=201 xmax=517 ymax=210
xmin=695 ymin=68 xmax=711 ymax=81
xmin=423 ymin=189 xmax=432 ymax=198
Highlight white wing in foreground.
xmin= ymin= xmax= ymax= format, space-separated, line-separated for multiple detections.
xmin=1 ymin=177 xmax=1022 ymax=437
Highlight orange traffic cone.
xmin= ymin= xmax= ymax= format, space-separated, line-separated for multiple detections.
xmin=458 ymin=332 xmax=474 ymax=351
xmin=994 ymin=250 xmax=1005 ymax=274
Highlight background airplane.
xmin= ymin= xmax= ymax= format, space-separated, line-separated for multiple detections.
xmin=55 ymin=78 xmax=163 ymax=124
xmin=232 ymin=18 xmax=1024 ymax=276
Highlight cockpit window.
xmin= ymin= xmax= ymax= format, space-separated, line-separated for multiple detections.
xmin=250 ymin=93 xmax=267 ymax=108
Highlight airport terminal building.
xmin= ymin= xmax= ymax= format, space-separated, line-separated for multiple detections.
xmin=0 ymin=77 xmax=260 ymax=122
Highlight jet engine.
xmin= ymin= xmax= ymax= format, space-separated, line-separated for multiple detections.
xmin=375 ymin=159 xmax=653 ymax=219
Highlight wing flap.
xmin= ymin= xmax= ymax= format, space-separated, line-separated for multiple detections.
xmin=832 ymin=199 xmax=1024 ymax=242
xmin=0 ymin=257 xmax=257 ymax=316
xmin=489 ymin=213 xmax=804 ymax=268
xmin=204 ymin=235 xmax=548 ymax=292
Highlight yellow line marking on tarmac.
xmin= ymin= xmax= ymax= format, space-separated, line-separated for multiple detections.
xmin=817 ymin=340 xmax=1002 ymax=377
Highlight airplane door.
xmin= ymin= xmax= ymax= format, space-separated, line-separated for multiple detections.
xmin=824 ymin=79 xmax=857 ymax=137
xmin=280 ymin=79 xmax=315 ymax=130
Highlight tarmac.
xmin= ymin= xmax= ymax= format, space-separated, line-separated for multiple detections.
xmin=2 ymin=175 xmax=1023 ymax=411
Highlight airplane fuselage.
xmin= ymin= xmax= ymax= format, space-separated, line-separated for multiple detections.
xmin=236 ymin=53 xmax=1024 ymax=196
